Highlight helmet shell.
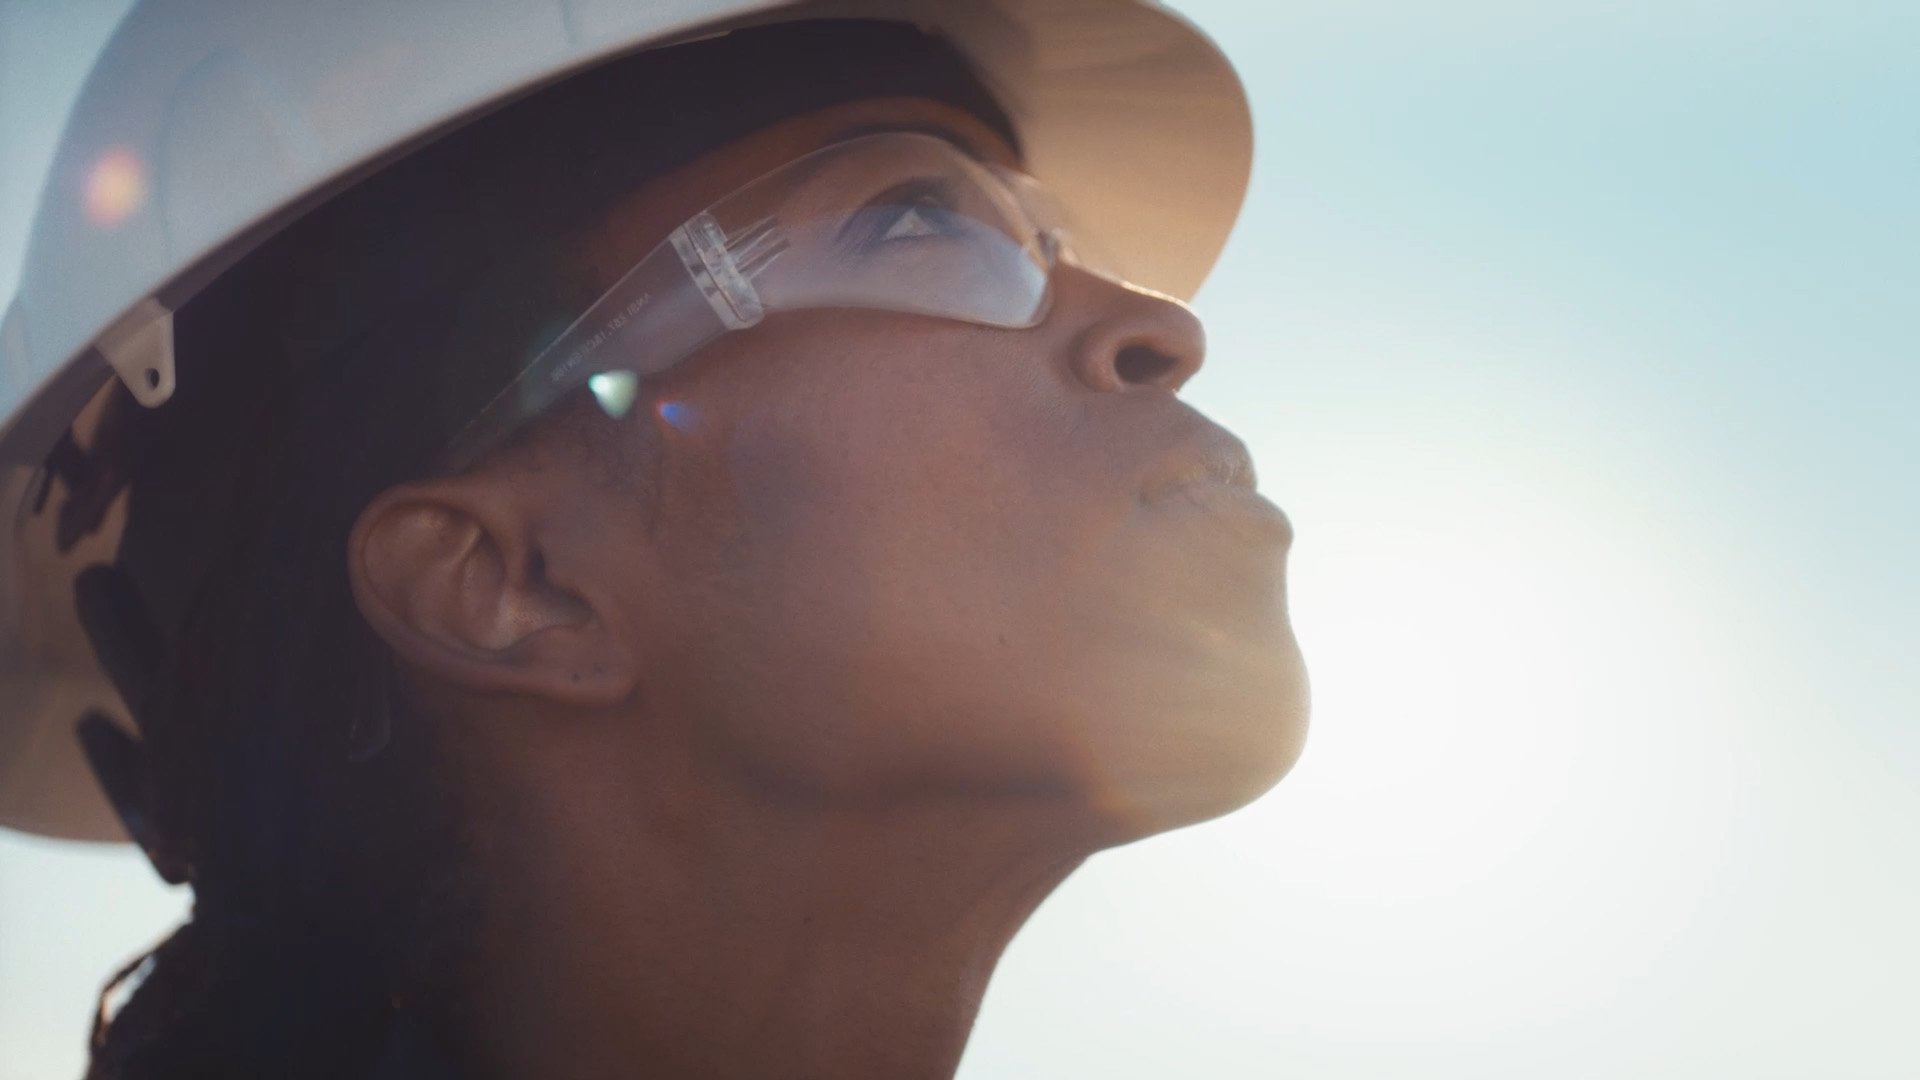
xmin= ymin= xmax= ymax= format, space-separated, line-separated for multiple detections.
xmin=0 ymin=0 xmax=1252 ymax=840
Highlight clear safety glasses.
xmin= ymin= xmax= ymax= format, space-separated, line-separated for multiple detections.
xmin=441 ymin=132 xmax=1089 ymax=470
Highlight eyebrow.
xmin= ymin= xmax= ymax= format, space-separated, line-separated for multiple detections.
xmin=826 ymin=120 xmax=996 ymax=164
xmin=763 ymin=120 xmax=1008 ymax=219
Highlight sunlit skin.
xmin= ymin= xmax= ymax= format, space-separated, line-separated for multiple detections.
xmin=348 ymin=97 xmax=1307 ymax=1080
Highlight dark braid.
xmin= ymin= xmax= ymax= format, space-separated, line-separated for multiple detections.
xmin=81 ymin=308 xmax=481 ymax=1079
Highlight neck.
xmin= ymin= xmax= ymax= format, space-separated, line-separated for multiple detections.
xmin=448 ymin=712 xmax=1099 ymax=1080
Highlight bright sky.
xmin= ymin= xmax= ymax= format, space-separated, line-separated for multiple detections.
xmin=3 ymin=2 xmax=1917 ymax=1078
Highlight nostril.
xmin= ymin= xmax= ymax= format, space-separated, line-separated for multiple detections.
xmin=1114 ymin=344 xmax=1178 ymax=386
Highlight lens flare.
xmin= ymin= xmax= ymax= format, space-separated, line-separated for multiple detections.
xmin=587 ymin=371 xmax=638 ymax=419
xmin=83 ymin=148 xmax=146 ymax=227
xmin=657 ymin=400 xmax=698 ymax=432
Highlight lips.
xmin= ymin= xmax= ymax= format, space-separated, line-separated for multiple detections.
xmin=1140 ymin=434 xmax=1259 ymax=506
xmin=1138 ymin=428 xmax=1292 ymax=544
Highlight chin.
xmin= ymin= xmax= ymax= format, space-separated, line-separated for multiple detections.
xmin=1068 ymin=629 xmax=1311 ymax=840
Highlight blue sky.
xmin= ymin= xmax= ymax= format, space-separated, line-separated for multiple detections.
xmin=3 ymin=2 xmax=1917 ymax=1078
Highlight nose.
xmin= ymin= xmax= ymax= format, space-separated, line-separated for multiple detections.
xmin=1052 ymin=262 xmax=1207 ymax=395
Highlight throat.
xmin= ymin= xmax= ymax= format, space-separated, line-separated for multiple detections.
xmin=448 ymin=756 xmax=1094 ymax=1080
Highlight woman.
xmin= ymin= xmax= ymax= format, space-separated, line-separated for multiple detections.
xmin=0 ymin=6 xmax=1307 ymax=1078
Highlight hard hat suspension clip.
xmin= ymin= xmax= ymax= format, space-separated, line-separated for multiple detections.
xmin=94 ymin=298 xmax=177 ymax=409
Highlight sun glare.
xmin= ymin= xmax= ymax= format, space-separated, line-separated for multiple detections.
xmin=1232 ymin=462 xmax=1745 ymax=1034
xmin=82 ymin=147 xmax=146 ymax=227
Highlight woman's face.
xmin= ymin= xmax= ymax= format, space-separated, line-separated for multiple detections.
xmin=525 ymin=97 xmax=1306 ymax=835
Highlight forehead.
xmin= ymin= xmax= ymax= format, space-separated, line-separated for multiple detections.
xmin=575 ymin=97 xmax=1021 ymax=292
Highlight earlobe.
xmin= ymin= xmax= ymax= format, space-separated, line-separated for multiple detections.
xmin=348 ymin=477 xmax=638 ymax=708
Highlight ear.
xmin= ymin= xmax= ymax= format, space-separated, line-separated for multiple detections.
xmin=348 ymin=473 xmax=638 ymax=707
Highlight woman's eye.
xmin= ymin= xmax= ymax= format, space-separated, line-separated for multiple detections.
xmin=843 ymin=180 xmax=966 ymax=251
xmin=877 ymin=205 xmax=946 ymax=242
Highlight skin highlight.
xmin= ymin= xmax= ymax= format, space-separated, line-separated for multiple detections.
xmin=346 ymin=97 xmax=1308 ymax=1080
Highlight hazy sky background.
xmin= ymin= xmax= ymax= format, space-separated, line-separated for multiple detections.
xmin=3 ymin=1 xmax=1916 ymax=1078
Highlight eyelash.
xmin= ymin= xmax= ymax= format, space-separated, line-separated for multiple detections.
xmin=845 ymin=179 xmax=963 ymax=251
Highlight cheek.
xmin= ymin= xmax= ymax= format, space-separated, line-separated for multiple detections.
xmin=726 ymin=324 xmax=1068 ymax=572
xmin=658 ymin=327 xmax=1100 ymax=787
xmin=730 ymin=339 xmax=1067 ymax=654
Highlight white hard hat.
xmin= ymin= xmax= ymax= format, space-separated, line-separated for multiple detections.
xmin=0 ymin=0 xmax=1252 ymax=842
